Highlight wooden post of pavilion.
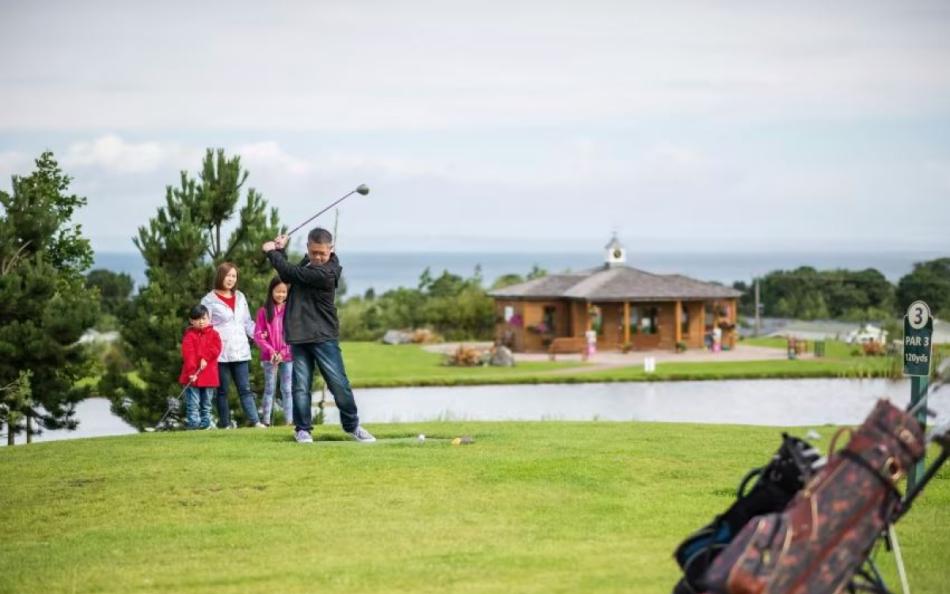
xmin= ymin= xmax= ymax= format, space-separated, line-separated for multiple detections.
xmin=674 ymin=299 xmax=682 ymax=345
xmin=623 ymin=301 xmax=630 ymax=346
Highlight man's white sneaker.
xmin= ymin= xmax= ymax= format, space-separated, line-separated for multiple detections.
xmin=254 ymin=422 xmax=267 ymax=429
xmin=347 ymin=426 xmax=376 ymax=443
xmin=295 ymin=430 xmax=314 ymax=444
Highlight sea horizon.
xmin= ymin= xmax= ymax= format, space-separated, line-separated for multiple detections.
xmin=93 ymin=248 xmax=946 ymax=300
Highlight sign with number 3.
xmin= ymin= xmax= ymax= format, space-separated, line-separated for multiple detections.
xmin=903 ymin=300 xmax=933 ymax=376
xmin=908 ymin=300 xmax=930 ymax=330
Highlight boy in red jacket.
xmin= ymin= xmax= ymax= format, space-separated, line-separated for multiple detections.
xmin=179 ymin=305 xmax=223 ymax=429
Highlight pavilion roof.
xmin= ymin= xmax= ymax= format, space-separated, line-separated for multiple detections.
xmin=488 ymin=265 xmax=742 ymax=301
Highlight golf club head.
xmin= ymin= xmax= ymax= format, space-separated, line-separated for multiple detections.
xmin=356 ymin=184 xmax=370 ymax=195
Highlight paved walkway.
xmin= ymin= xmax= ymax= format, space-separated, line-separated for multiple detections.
xmin=422 ymin=342 xmax=803 ymax=374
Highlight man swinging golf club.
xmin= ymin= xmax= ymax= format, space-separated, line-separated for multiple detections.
xmin=262 ymin=227 xmax=375 ymax=444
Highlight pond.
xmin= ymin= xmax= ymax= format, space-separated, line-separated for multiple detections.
xmin=7 ymin=378 xmax=947 ymax=445
xmin=326 ymin=378 xmax=948 ymax=427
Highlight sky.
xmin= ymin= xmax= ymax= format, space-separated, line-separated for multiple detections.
xmin=1 ymin=0 xmax=949 ymax=255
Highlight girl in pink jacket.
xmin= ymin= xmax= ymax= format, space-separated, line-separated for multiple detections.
xmin=253 ymin=277 xmax=294 ymax=426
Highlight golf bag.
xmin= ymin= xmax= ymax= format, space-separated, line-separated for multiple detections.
xmin=703 ymin=399 xmax=925 ymax=594
xmin=672 ymin=434 xmax=825 ymax=594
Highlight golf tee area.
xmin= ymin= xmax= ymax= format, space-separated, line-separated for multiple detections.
xmin=1 ymin=422 xmax=948 ymax=594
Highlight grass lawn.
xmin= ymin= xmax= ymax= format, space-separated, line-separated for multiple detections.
xmin=342 ymin=343 xmax=585 ymax=387
xmin=1 ymin=423 xmax=948 ymax=594
xmin=341 ymin=342 xmax=897 ymax=388
xmin=742 ymin=336 xmax=873 ymax=358
xmin=86 ymin=339 xmax=918 ymax=392
xmin=743 ymin=336 xmax=950 ymax=360
xmin=581 ymin=357 xmax=895 ymax=382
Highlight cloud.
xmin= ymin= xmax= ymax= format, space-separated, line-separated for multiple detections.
xmin=236 ymin=141 xmax=312 ymax=176
xmin=0 ymin=150 xmax=31 ymax=188
xmin=63 ymin=135 xmax=199 ymax=174
xmin=6 ymin=122 xmax=948 ymax=254
xmin=2 ymin=2 xmax=949 ymax=132
xmin=317 ymin=151 xmax=447 ymax=180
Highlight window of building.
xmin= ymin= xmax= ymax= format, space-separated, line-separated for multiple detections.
xmin=589 ymin=305 xmax=603 ymax=336
xmin=542 ymin=305 xmax=557 ymax=335
xmin=680 ymin=303 xmax=690 ymax=337
xmin=639 ymin=307 xmax=659 ymax=335
xmin=705 ymin=303 xmax=715 ymax=329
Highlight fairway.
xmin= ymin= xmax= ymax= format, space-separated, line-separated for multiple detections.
xmin=1 ymin=422 xmax=948 ymax=594
xmin=339 ymin=342 xmax=899 ymax=388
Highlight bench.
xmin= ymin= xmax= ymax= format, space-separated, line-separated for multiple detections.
xmin=548 ymin=337 xmax=588 ymax=361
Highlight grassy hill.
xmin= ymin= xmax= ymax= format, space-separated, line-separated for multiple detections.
xmin=1 ymin=422 xmax=948 ymax=593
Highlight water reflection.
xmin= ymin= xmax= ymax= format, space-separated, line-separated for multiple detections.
xmin=5 ymin=379 xmax=948 ymax=446
xmin=2 ymin=398 xmax=137 ymax=446
xmin=331 ymin=378 xmax=949 ymax=427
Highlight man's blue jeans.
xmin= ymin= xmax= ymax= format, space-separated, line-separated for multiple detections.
xmin=184 ymin=386 xmax=215 ymax=429
xmin=291 ymin=340 xmax=359 ymax=433
xmin=216 ymin=360 xmax=261 ymax=427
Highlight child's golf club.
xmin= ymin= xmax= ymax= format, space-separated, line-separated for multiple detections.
xmin=145 ymin=381 xmax=193 ymax=432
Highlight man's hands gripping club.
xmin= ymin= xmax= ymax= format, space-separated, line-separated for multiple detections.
xmin=261 ymin=234 xmax=290 ymax=254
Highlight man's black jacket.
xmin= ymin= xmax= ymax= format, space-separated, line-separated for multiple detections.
xmin=266 ymin=249 xmax=342 ymax=344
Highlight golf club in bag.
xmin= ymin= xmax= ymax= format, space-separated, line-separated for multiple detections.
xmin=145 ymin=381 xmax=193 ymax=432
xmin=673 ymin=358 xmax=950 ymax=594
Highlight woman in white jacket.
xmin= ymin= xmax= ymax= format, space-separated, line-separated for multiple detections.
xmin=201 ymin=262 xmax=264 ymax=428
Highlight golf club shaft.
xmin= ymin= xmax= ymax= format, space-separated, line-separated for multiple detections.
xmin=287 ymin=189 xmax=359 ymax=237
xmin=907 ymin=367 xmax=948 ymax=417
xmin=152 ymin=381 xmax=193 ymax=431
xmin=897 ymin=444 xmax=949 ymax=520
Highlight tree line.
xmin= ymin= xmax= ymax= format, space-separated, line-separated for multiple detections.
xmin=732 ymin=264 xmax=950 ymax=322
xmin=335 ymin=266 xmax=546 ymax=343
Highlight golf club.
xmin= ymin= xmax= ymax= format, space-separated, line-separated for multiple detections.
xmin=286 ymin=184 xmax=369 ymax=237
xmin=145 ymin=381 xmax=193 ymax=432
xmin=907 ymin=357 xmax=950 ymax=417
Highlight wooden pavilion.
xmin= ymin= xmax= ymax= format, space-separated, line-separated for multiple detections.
xmin=488 ymin=236 xmax=742 ymax=353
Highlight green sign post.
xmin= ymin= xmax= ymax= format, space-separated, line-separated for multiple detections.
xmin=903 ymin=300 xmax=933 ymax=493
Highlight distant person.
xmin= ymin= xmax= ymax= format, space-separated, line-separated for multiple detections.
xmin=178 ymin=304 xmax=222 ymax=430
xmin=201 ymin=262 xmax=265 ymax=428
xmin=261 ymin=228 xmax=375 ymax=444
xmin=585 ymin=329 xmax=597 ymax=359
xmin=712 ymin=324 xmax=723 ymax=353
xmin=254 ymin=276 xmax=294 ymax=426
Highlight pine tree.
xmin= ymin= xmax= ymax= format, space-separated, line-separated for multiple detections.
xmin=0 ymin=371 xmax=32 ymax=446
xmin=0 ymin=152 xmax=100 ymax=444
xmin=107 ymin=149 xmax=282 ymax=428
